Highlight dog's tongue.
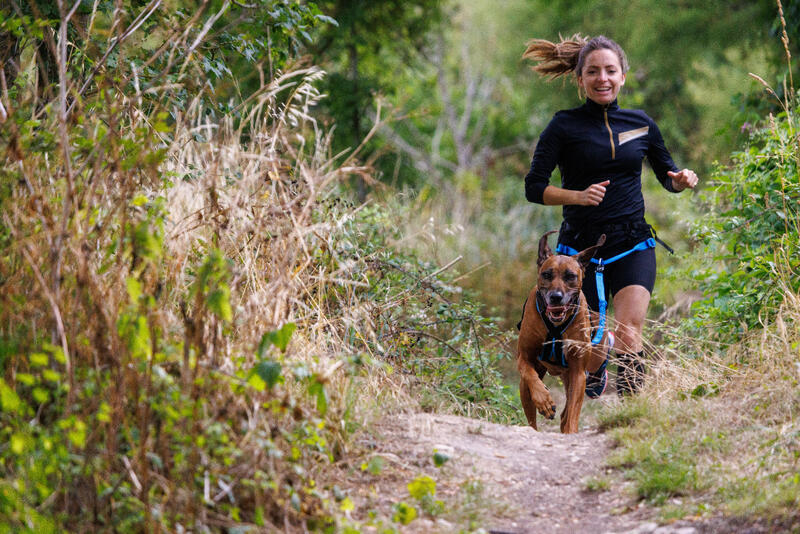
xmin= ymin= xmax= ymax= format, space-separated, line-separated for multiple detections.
xmin=546 ymin=305 xmax=567 ymax=319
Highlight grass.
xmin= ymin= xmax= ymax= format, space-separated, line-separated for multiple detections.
xmin=593 ymin=290 xmax=800 ymax=523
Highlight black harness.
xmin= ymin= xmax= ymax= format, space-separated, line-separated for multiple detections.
xmin=534 ymin=291 xmax=579 ymax=368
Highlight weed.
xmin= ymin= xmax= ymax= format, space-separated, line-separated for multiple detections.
xmin=583 ymin=475 xmax=611 ymax=492
xmin=596 ymin=397 xmax=651 ymax=431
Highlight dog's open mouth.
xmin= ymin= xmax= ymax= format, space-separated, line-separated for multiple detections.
xmin=545 ymin=305 xmax=570 ymax=323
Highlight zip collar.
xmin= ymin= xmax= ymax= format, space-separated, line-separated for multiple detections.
xmin=583 ymin=98 xmax=619 ymax=116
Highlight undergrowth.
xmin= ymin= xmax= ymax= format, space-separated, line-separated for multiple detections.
xmin=0 ymin=4 xmax=513 ymax=532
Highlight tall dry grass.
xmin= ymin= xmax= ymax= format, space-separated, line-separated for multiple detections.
xmin=0 ymin=6 xmax=429 ymax=529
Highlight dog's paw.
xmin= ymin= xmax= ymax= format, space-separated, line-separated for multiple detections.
xmin=531 ymin=389 xmax=556 ymax=420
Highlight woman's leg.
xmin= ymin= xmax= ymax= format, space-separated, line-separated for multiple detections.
xmin=612 ymin=284 xmax=650 ymax=353
xmin=613 ymin=284 xmax=650 ymax=394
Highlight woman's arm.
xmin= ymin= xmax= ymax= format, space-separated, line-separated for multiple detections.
xmin=542 ymin=180 xmax=610 ymax=206
xmin=645 ymin=115 xmax=700 ymax=192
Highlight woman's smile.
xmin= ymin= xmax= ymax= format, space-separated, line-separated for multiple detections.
xmin=578 ymin=49 xmax=626 ymax=105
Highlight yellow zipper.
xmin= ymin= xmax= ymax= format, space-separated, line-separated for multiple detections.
xmin=603 ymin=107 xmax=615 ymax=160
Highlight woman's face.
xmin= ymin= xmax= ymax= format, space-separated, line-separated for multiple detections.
xmin=577 ymin=48 xmax=626 ymax=105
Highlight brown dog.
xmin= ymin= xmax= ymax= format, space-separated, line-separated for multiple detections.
xmin=517 ymin=230 xmax=609 ymax=433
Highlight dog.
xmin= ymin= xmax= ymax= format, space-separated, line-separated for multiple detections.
xmin=517 ymin=230 xmax=609 ymax=433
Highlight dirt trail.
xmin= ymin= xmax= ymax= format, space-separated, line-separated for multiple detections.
xmin=370 ymin=413 xmax=702 ymax=534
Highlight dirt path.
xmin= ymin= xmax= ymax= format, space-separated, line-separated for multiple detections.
xmin=364 ymin=413 xmax=702 ymax=534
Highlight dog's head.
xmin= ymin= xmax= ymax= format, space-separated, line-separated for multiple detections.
xmin=535 ymin=230 xmax=606 ymax=324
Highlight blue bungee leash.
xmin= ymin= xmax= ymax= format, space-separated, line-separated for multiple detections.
xmin=556 ymin=238 xmax=658 ymax=345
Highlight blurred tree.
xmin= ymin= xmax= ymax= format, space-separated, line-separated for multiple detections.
xmin=307 ymin=0 xmax=445 ymax=193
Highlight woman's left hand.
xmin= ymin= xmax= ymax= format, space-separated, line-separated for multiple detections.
xmin=667 ymin=169 xmax=699 ymax=191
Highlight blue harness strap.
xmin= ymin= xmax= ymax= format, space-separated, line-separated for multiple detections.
xmin=556 ymin=238 xmax=657 ymax=345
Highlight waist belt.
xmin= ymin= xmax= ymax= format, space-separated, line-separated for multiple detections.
xmin=556 ymin=238 xmax=657 ymax=345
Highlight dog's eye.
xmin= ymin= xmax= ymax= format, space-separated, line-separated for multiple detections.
xmin=541 ymin=270 xmax=553 ymax=281
xmin=564 ymin=271 xmax=578 ymax=282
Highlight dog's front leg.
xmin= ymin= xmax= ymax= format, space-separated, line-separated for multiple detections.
xmin=517 ymin=355 xmax=556 ymax=429
xmin=560 ymin=363 xmax=586 ymax=434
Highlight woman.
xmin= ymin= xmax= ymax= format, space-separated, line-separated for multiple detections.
xmin=522 ymin=35 xmax=698 ymax=396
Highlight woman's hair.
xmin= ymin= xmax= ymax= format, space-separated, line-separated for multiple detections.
xmin=522 ymin=34 xmax=629 ymax=80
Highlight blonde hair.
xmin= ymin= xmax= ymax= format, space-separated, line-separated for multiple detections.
xmin=522 ymin=34 xmax=629 ymax=80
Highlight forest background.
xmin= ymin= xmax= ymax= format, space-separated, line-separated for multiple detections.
xmin=1 ymin=0 xmax=799 ymax=532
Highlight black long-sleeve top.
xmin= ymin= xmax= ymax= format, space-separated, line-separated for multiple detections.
xmin=525 ymin=98 xmax=679 ymax=227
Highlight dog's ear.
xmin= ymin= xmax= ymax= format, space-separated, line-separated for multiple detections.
xmin=537 ymin=230 xmax=559 ymax=267
xmin=573 ymin=234 xmax=606 ymax=270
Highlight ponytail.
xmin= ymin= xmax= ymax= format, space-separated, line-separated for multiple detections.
xmin=522 ymin=34 xmax=588 ymax=79
xmin=523 ymin=34 xmax=629 ymax=80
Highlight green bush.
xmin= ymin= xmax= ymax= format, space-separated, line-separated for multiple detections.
xmin=686 ymin=108 xmax=800 ymax=339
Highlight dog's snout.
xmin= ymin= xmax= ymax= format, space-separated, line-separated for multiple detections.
xmin=548 ymin=291 xmax=564 ymax=305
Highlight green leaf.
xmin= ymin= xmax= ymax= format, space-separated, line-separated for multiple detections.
xmin=340 ymin=497 xmax=354 ymax=512
xmin=32 ymin=387 xmax=49 ymax=404
xmin=361 ymin=455 xmax=384 ymax=475
xmin=258 ymin=323 xmax=296 ymax=355
xmin=254 ymin=360 xmax=282 ymax=389
xmin=68 ymin=420 xmax=87 ymax=449
xmin=207 ymin=287 xmax=232 ymax=322
xmin=433 ymin=451 xmax=450 ymax=468
xmin=0 ymin=379 xmax=24 ymax=413
xmin=126 ymin=277 xmax=142 ymax=302
xmin=42 ymin=368 xmax=61 ymax=383
xmin=10 ymin=432 xmax=28 ymax=455
xmin=247 ymin=373 xmax=266 ymax=392
xmin=308 ymin=379 xmax=328 ymax=416
xmin=392 ymin=501 xmax=417 ymax=525
xmin=30 ymin=352 xmax=49 ymax=367
xmin=97 ymin=402 xmax=112 ymax=422
xmin=16 ymin=373 xmax=36 ymax=386
xmin=408 ymin=475 xmax=436 ymax=500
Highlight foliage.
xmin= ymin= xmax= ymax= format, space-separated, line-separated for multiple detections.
xmin=312 ymin=198 xmax=520 ymax=422
xmin=685 ymin=107 xmax=800 ymax=338
xmin=0 ymin=0 xmax=332 ymax=118
xmin=307 ymin=0 xmax=445 ymax=190
xmin=0 ymin=2 xmax=519 ymax=531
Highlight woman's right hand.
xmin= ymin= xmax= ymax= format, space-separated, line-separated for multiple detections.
xmin=580 ymin=180 xmax=610 ymax=206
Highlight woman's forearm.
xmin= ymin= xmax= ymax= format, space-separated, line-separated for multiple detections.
xmin=542 ymin=185 xmax=581 ymax=205
xmin=542 ymin=181 xmax=609 ymax=207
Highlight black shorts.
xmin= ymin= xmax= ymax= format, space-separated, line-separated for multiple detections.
xmin=558 ymin=219 xmax=657 ymax=312
xmin=579 ymin=247 xmax=656 ymax=312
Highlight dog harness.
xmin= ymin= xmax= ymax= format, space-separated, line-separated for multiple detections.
xmin=556 ymin=238 xmax=657 ymax=345
xmin=534 ymin=292 xmax=579 ymax=368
